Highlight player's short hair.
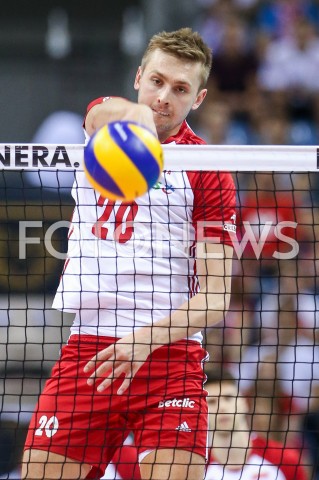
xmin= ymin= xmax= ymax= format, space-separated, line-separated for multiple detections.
xmin=141 ymin=27 xmax=213 ymax=90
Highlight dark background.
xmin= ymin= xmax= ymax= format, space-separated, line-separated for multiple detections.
xmin=0 ymin=0 xmax=197 ymax=142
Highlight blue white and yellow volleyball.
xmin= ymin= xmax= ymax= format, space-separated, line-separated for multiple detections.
xmin=83 ymin=121 xmax=163 ymax=201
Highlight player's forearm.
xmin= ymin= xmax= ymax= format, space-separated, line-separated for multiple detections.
xmin=134 ymin=290 xmax=231 ymax=352
xmin=85 ymin=98 xmax=156 ymax=136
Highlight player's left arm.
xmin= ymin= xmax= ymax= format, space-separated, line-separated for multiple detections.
xmin=84 ymin=242 xmax=233 ymax=394
xmin=150 ymin=242 xmax=233 ymax=340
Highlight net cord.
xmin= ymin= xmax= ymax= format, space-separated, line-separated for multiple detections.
xmin=0 ymin=143 xmax=318 ymax=171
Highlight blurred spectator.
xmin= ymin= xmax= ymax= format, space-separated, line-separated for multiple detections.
xmin=204 ymin=368 xmax=309 ymax=480
xmin=238 ymin=270 xmax=319 ymax=476
xmin=0 ymin=420 xmax=28 ymax=479
xmin=204 ymin=291 xmax=254 ymax=375
xmin=251 ymin=111 xmax=292 ymax=144
xmin=290 ymin=120 xmax=318 ymax=145
xmin=196 ymin=0 xmax=259 ymax=24
xmin=249 ymin=109 xmax=318 ymax=146
xmin=195 ymin=0 xmax=240 ymax=52
xmin=195 ymin=1 xmax=319 ymax=145
xmin=237 ymin=172 xmax=299 ymax=296
xmin=206 ymin=15 xmax=259 ymax=122
xmin=256 ymin=0 xmax=319 ymax=40
xmin=237 ymin=169 xmax=315 ymax=297
xmin=250 ymin=379 xmax=284 ymax=442
xmin=239 ymin=254 xmax=319 ymax=399
xmin=302 ymin=384 xmax=319 ymax=480
xmin=195 ymin=100 xmax=251 ymax=144
xmin=258 ymin=17 xmax=319 ymax=122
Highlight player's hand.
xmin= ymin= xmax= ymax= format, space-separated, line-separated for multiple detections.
xmin=122 ymin=103 xmax=157 ymax=137
xmin=83 ymin=335 xmax=152 ymax=395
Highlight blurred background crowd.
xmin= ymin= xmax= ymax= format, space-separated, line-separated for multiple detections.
xmin=1 ymin=1 xmax=319 ymax=479
xmin=1 ymin=0 xmax=319 ymax=147
xmin=193 ymin=0 xmax=319 ymax=146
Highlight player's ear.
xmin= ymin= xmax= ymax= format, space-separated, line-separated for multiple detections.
xmin=191 ymin=89 xmax=207 ymax=111
xmin=134 ymin=66 xmax=142 ymax=91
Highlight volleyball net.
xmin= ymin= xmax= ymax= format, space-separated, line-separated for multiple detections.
xmin=1 ymin=143 xmax=318 ymax=478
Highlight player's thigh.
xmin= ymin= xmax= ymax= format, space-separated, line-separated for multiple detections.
xmin=21 ymin=449 xmax=91 ymax=479
xmin=140 ymin=449 xmax=205 ymax=480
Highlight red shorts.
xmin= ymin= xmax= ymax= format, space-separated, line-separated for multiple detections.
xmin=24 ymin=335 xmax=208 ymax=478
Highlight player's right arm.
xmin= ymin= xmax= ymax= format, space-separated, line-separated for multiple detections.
xmin=84 ymin=97 xmax=156 ymax=137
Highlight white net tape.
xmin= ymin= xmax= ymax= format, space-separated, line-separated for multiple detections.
xmin=0 ymin=143 xmax=318 ymax=171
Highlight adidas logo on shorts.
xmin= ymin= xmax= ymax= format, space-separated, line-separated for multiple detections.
xmin=176 ymin=421 xmax=192 ymax=432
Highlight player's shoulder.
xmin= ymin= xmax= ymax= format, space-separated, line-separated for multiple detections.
xmin=169 ymin=120 xmax=206 ymax=145
xmin=184 ymin=132 xmax=206 ymax=145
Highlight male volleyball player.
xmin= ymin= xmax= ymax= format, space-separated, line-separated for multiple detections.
xmin=205 ymin=370 xmax=308 ymax=480
xmin=22 ymin=27 xmax=236 ymax=480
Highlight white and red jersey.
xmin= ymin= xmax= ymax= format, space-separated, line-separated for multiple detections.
xmin=206 ymin=436 xmax=307 ymax=480
xmin=53 ymin=99 xmax=236 ymax=341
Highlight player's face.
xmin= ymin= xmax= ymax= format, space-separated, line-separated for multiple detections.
xmin=206 ymin=382 xmax=247 ymax=433
xmin=134 ymin=49 xmax=207 ymax=142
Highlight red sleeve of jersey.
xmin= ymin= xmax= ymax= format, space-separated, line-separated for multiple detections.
xmin=82 ymin=96 xmax=124 ymax=128
xmin=252 ymin=437 xmax=308 ymax=480
xmin=82 ymin=97 xmax=105 ymax=127
xmin=86 ymin=97 xmax=107 ymax=113
xmin=187 ymin=171 xmax=237 ymax=248
xmin=163 ymin=120 xmax=206 ymax=145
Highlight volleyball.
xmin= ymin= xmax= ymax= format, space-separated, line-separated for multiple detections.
xmin=83 ymin=121 xmax=163 ymax=201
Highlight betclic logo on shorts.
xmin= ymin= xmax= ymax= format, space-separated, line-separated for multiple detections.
xmin=158 ymin=397 xmax=195 ymax=409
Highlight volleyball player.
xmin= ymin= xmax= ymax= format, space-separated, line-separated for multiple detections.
xmin=205 ymin=370 xmax=308 ymax=480
xmin=22 ymin=27 xmax=236 ymax=480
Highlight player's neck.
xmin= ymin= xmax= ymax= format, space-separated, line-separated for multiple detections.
xmin=211 ymin=430 xmax=251 ymax=469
